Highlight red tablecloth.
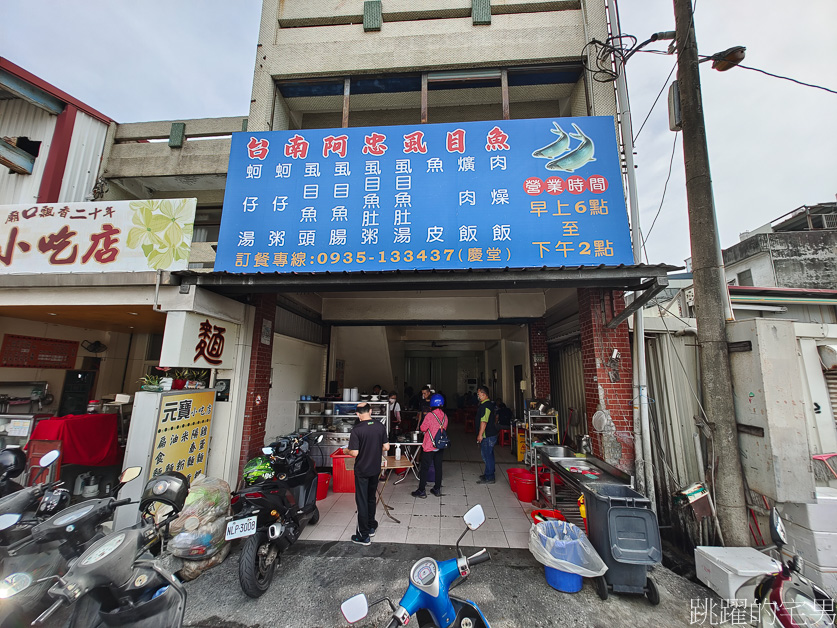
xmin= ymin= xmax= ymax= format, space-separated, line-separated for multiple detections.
xmin=28 ymin=413 xmax=120 ymax=466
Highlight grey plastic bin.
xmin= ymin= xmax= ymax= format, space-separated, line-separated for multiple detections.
xmin=583 ymin=484 xmax=662 ymax=604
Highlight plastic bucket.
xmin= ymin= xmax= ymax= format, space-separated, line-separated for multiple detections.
xmin=506 ymin=468 xmax=527 ymax=492
xmin=316 ymin=473 xmax=331 ymax=500
xmin=531 ymin=509 xmax=567 ymax=524
xmin=516 ymin=472 xmax=536 ymax=502
xmin=544 ymin=566 xmax=583 ymax=593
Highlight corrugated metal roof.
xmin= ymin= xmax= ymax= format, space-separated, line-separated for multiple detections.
xmin=58 ymin=110 xmax=108 ymax=202
xmin=0 ymin=98 xmax=56 ymax=204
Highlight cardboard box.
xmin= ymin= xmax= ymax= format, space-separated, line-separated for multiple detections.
xmin=695 ymin=546 xmax=781 ymax=600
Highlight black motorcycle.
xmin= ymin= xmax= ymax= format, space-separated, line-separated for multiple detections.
xmin=5 ymin=471 xmax=191 ymax=628
xmin=227 ymin=432 xmax=324 ymax=598
xmin=0 ymin=450 xmax=68 ymax=548
xmin=0 ymin=466 xmax=143 ymax=627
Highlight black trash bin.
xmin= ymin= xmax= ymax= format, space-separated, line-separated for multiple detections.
xmin=582 ymin=483 xmax=662 ymax=604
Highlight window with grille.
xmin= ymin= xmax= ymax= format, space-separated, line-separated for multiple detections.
xmin=0 ymin=335 xmax=78 ymax=369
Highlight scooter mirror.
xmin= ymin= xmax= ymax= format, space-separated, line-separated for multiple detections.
xmin=118 ymin=466 xmax=142 ymax=484
xmin=463 ymin=504 xmax=486 ymax=531
xmin=770 ymin=509 xmax=787 ymax=549
xmin=262 ymin=447 xmax=273 ymax=456
xmin=341 ymin=593 xmax=369 ymax=624
xmin=0 ymin=513 xmax=21 ymax=531
xmin=0 ymin=572 xmax=33 ymax=599
xmin=38 ymin=450 xmax=60 ymax=468
xmin=315 ymin=434 xmax=324 ymax=444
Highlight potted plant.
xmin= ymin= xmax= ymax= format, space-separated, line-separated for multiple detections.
xmin=138 ymin=374 xmax=163 ymax=392
xmin=186 ymin=368 xmax=210 ymax=389
xmin=172 ymin=369 xmax=189 ymax=390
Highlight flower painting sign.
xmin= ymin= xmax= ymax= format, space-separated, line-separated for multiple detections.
xmin=0 ymin=198 xmax=197 ymax=274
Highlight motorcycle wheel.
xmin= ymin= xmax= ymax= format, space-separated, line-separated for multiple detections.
xmin=239 ymin=532 xmax=277 ymax=598
xmin=311 ymin=506 xmax=320 ymax=525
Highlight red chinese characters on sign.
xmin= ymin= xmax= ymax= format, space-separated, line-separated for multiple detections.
xmin=485 ymin=126 xmax=510 ymax=151
xmin=323 ymin=135 xmax=348 ymax=158
xmin=247 ymin=137 xmax=270 ymax=160
xmin=403 ymin=131 xmax=427 ymax=154
xmin=194 ymin=319 xmax=226 ymax=365
xmin=0 ymin=227 xmax=32 ymax=266
xmin=523 ymin=177 xmax=544 ymax=196
xmin=446 ymin=129 xmax=466 ymax=154
xmin=81 ymin=224 xmax=121 ymax=264
xmin=362 ymin=132 xmax=388 ymax=156
xmin=38 ymin=226 xmax=78 ymax=265
xmin=283 ymin=134 xmax=309 ymax=160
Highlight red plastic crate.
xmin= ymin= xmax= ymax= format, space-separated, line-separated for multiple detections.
xmin=330 ymin=448 xmax=355 ymax=493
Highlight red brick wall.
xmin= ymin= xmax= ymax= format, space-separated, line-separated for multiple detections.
xmin=528 ymin=319 xmax=551 ymax=402
xmin=238 ymin=293 xmax=276 ymax=476
xmin=578 ymin=288 xmax=635 ymax=473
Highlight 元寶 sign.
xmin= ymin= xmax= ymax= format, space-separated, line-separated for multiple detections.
xmin=215 ymin=117 xmax=633 ymax=272
xmin=0 ymin=199 xmax=197 ymax=275
xmin=150 ymin=389 xmax=215 ymax=482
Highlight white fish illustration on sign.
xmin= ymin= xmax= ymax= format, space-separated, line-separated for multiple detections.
xmin=531 ymin=122 xmax=571 ymax=159
xmin=544 ymin=123 xmax=596 ymax=172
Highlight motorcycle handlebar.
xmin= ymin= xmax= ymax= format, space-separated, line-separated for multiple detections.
xmin=385 ymin=619 xmax=400 ymax=628
xmin=467 ymin=548 xmax=491 ymax=566
xmin=111 ymin=497 xmax=132 ymax=509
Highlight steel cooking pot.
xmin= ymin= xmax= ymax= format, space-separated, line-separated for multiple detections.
xmin=408 ymin=431 xmax=423 ymax=443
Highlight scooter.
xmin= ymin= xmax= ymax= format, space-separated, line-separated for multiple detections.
xmin=226 ymin=431 xmax=324 ymax=598
xmin=735 ymin=509 xmax=835 ymax=628
xmin=341 ymin=504 xmax=492 ymax=628
xmin=0 ymin=450 xmax=68 ymax=548
xmin=0 ymin=466 xmax=143 ymax=627
xmin=4 ymin=471 xmax=191 ymax=628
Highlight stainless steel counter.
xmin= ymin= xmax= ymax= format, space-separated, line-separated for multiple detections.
xmin=537 ymin=445 xmax=633 ymax=496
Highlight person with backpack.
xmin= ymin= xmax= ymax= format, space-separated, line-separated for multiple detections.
xmin=476 ymin=385 xmax=499 ymax=484
xmin=411 ymin=393 xmax=448 ymax=498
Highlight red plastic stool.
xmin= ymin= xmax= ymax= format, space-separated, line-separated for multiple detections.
xmin=464 ymin=417 xmax=475 ymax=433
xmin=498 ymin=428 xmax=511 ymax=447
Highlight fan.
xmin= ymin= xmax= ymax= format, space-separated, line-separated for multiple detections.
xmin=81 ymin=340 xmax=108 ymax=354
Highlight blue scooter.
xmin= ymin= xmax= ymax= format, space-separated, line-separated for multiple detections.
xmin=341 ymin=504 xmax=492 ymax=628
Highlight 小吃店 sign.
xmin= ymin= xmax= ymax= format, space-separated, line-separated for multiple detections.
xmin=159 ymin=311 xmax=239 ymax=370
xmin=150 ymin=389 xmax=216 ymax=482
xmin=0 ymin=199 xmax=197 ymax=274
xmin=215 ymin=117 xmax=633 ymax=272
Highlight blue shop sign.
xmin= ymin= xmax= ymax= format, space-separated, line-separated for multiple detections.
xmin=215 ymin=116 xmax=633 ymax=273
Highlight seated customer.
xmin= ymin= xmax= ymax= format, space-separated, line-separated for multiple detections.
xmin=496 ymin=400 xmax=513 ymax=427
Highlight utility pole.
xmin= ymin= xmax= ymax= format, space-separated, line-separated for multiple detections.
xmin=673 ymin=0 xmax=750 ymax=547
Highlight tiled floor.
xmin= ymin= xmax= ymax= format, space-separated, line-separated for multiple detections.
xmin=302 ymin=459 xmax=536 ymax=549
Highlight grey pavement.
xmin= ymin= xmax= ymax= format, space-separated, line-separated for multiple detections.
xmin=183 ymin=539 xmax=720 ymax=628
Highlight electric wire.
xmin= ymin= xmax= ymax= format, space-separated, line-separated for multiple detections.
xmin=722 ymin=63 xmax=837 ymax=95
xmin=641 ymin=132 xmax=679 ymax=250
xmin=632 ymin=62 xmax=677 ymax=144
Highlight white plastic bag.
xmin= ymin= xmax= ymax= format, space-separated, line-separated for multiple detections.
xmin=169 ymin=476 xmax=231 ymax=560
xmin=528 ymin=520 xmax=607 ymax=578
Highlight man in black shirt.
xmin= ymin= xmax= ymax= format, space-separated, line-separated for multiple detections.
xmin=347 ymin=403 xmax=389 ymax=545
xmin=476 ymin=386 xmax=498 ymax=484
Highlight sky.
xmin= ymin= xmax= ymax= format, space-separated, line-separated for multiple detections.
xmin=2 ymin=0 xmax=835 ymax=267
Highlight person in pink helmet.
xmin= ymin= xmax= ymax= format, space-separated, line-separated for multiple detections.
xmin=411 ymin=393 xmax=448 ymax=498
